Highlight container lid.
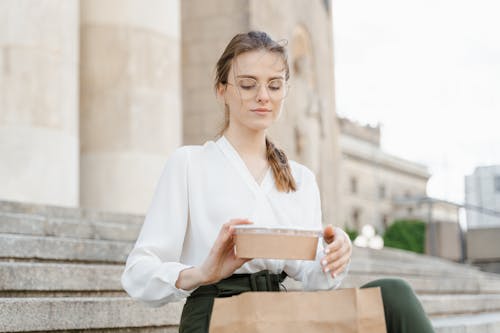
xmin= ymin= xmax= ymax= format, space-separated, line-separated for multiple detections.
xmin=233 ymin=225 xmax=322 ymax=237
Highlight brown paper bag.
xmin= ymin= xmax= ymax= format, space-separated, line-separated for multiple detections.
xmin=209 ymin=287 xmax=386 ymax=333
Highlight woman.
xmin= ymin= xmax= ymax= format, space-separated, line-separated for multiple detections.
xmin=121 ymin=31 xmax=435 ymax=333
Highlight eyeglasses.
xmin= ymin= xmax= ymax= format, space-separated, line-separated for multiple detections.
xmin=226 ymin=78 xmax=288 ymax=101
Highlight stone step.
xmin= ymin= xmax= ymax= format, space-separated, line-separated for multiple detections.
xmin=0 ymin=262 xmax=122 ymax=292
xmin=0 ymin=200 xmax=489 ymax=278
xmin=350 ymin=258 xmax=491 ymax=278
xmin=0 ymin=200 xmax=144 ymax=225
xmin=420 ymin=293 xmax=500 ymax=317
xmin=1 ymin=294 xmax=500 ymax=332
xmin=0 ymin=297 xmax=183 ymax=332
xmin=285 ymin=274 xmax=500 ymax=295
xmin=342 ymin=274 xmax=500 ymax=294
xmin=0 ymin=231 xmax=485 ymax=278
xmin=432 ymin=312 xmax=500 ymax=333
xmin=0 ymin=234 xmax=132 ymax=263
xmin=0 ymin=212 xmax=140 ymax=242
xmin=4 ymin=261 xmax=500 ymax=296
xmin=353 ymin=247 xmax=481 ymax=273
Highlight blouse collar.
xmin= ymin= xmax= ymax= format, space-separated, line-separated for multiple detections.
xmin=215 ymin=135 xmax=272 ymax=194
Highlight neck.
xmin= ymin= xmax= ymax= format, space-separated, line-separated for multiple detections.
xmin=224 ymin=126 xmax=267 ymax=159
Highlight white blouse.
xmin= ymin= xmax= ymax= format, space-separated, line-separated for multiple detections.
xmin=121 ymin=135 xmax=348 ymax=307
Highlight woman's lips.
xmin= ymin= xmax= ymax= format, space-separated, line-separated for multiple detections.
xmin=251 ymin=108 xmax=271 ymax=114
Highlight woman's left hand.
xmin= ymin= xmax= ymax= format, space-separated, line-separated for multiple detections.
xmin=321 ymin=225 xmax=352 ymax=278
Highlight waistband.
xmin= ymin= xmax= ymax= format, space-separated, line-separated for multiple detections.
xmin=189 ymin=270 xmax=287 ymax=299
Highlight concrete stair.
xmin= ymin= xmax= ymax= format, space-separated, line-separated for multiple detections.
xmin=1 ymin=200 xmax=500 ymax=332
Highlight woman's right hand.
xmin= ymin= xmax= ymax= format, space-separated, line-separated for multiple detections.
xmin=199 ymin=218 xmax=253 ymax=284
xmin=175 ymin=219 xmax=253 ymax=290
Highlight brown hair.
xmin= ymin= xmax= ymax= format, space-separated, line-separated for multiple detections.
xmin=214 ymin=31 xmax=296 ymax=192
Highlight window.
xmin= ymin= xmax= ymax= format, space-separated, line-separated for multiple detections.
xmin=381 ymin=214 xmax=389 ymax=229
xmin=352 ymin=208 xmax=361 ymax=230
xmin=495 ymin=175 xmax=500 ymax=193
xmin=350 ymin=177 xmax=358 ymax=194
xmin=378 ymin=185 xmax=386 ymax=199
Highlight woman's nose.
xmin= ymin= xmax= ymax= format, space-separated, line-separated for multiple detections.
xmin=256 ymin=84 xmax=270 ymax=102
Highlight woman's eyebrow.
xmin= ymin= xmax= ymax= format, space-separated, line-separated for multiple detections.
xmin=236 ymin=74 xmax=285 ymax=80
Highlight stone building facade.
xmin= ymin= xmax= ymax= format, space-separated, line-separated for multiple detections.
xmin=1 ymin=0 xmax=341 ymax=225
xmin=338 ymin=117 xmax=430 ymax=232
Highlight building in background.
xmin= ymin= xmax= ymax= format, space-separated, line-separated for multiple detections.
xmin=338 ymin=117 xmax=430 ymax=232
xmin=465 ymin=165 xmax=500 ymax=228
xmin=0 ymin=0 xmax=342 ymax=225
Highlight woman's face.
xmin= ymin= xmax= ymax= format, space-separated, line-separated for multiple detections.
xmin=218 ymin=50 xmax=288 ymax=133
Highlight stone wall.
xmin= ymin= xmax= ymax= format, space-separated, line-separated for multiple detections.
xmin=1 ymin=0 xmax=342 ymax=221
xmin=79 ymin=0 xmax=182 ymax=214
xmin=0 ymin=0 xmax=79 ymax=207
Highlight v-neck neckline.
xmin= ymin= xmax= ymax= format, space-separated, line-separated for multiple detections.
xmin=216 ymin=135 xmax=272 ymax=193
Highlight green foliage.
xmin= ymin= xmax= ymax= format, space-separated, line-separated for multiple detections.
xmin=344 ymin=227 xmax=359 ymax=241
xmin=383 ymin=220 xmax=426 ymax=254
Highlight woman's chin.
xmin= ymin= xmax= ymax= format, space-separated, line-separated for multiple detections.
xmin=246 ymin=120 xmax=274 ymax=132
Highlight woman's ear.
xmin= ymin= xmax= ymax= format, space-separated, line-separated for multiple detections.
xmin=216 ymin=83 xmax=226 ymax=103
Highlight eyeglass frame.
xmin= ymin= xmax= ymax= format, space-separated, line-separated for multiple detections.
xmin=224 ymin=77 xmax=290 ymax=101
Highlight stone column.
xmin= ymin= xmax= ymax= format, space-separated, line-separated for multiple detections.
xmin=80 ymin=0 xmax=181 ymax=214
xmin=181 ymin=0 xmax=250 ymax=144
xmin=0 ymin=0 xmax=79 ymax=207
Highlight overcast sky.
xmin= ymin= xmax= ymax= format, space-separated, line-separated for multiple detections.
xmin=332 ymin=0 xmax=500 ymax=203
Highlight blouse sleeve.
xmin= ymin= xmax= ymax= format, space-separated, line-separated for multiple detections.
xmin=283 ymin=168 xmax=350 ymax=291
xmin=121 ymin=146 xmax=194 ymax=307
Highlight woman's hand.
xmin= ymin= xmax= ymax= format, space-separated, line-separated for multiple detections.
xmin=176 ymin=219 xmax=253 ymax=290
xmin=320 ymin=224 xmax=352 ymax=278
xmin=199 ymin=219 xmax=253 ymax=284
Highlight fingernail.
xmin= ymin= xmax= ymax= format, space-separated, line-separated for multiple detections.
xmin=332 ymin=272 xmax=337 ymax=278
xmin=321 ymin=260 xmax=327 ymax=266
xmin=324 ymin=267 xmax=330 ymax=273
xmin=324 ymin=248 xmax=330 ymax=254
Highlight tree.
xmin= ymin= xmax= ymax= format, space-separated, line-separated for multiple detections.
xmin=383 ymin=220 xmax=426 ymax=254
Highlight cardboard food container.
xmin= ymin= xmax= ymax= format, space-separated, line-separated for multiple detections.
xmin=233 ymin=226 xmax=321 ymax=260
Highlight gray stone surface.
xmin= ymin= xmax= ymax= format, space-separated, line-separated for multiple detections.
xmin=0 ymin=234 xmax=132 ymax=262
xmin=0 ymin=262 xmax=122 ymax=291
xmin=350 ymin=258 xmax=483 ymax=277
xmin=0 ymin=297 xmax=183 ymax=332
xmin=0 ymin=212 xmax=140 ymax=241
xmin=342 ymin=274 xmax=500 ymax=294
xmin=0 ymin=200 xmax=144 ymax=224
xmin=1 ymin=293 xmax=500 ymax=332
xmin=432 ymin=312 xmax=500 ymax=333
xmin=420 ymin=294 xmax=500 ymax=316
xmin=3 ymin=261 xmax=500 ymax=295
xmin=353 ymin=247 xmax=481 ymax=273
xmin=2 ymin=201 xmax=500 ymax=332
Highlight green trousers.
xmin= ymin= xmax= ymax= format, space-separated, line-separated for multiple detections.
xmin=179 ymin=272 xmax=435 ymax=333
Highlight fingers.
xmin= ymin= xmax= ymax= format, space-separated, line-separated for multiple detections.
xmin=213 ymin=219 xmax=253 ymax=254
xmin=323 ymin=224 xmax=335 ymax=244
xmin=322 ymin=253 xmax=350 ymax=277
xmin=321 ymin=227 xmax=352 ymax=278
xmin=324 ymin=227 xmax=352 ymax=252
xmin=324 ymin=229 xmax=345 ymax=253
xmin=226 ymin=218 xmax=253 ymax=234
xmin=218 ymin=219 xmax=252 ymax=240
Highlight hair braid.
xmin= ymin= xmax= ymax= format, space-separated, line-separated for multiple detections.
xmin=266 ymin=137 xmax=297 ymax=192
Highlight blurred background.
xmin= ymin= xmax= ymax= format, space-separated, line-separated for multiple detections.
xmin=1 ymin=0 xmax=499 ymax=269
xmin=0 ymin=0 xmax=500 ymax=270
xmin=1 ymin=1 xmax=500 ymax=331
